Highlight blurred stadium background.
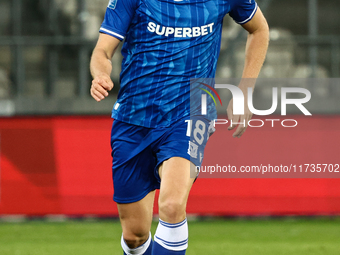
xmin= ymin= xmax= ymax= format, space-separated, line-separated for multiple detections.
xmin=0 ymin=0 xmax=340 ymax=254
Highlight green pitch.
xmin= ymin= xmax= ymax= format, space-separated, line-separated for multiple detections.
xmin=0 ymin=218 xmax=340 ymax=255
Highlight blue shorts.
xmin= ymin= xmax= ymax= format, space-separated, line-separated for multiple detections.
xmin=110 ymin=116 xmax=215 ymax=203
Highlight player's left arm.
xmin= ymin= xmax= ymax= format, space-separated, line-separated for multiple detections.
xmin=227 ymin=7 xmax=269 ymax=138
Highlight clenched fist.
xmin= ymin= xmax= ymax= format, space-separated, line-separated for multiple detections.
xmin=90 ymin=74 xmax=114 ymax=102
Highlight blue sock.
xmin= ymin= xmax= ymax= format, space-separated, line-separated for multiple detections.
xmin=144 ymin=238 xmax=153 ymax=255
xmin=122 ymin=232 xmax=153 ymax=255
xmin=152 ymin=218 xmax=188 ymax=254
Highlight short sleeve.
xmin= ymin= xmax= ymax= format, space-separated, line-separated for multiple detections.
xmin=229 ymin=0 xmax=258 ymax=25
xmin=99 ymin=0 xmax=138 ymax=40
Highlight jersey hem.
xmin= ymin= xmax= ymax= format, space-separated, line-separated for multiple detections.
xmin=111 ymin=112 xmax=191 ymax=128
xmin=236 ymin=3 xmax=258 ymax=25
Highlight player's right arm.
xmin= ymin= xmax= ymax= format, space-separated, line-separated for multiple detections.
xmin=90 ymin=0 xmax=138 ymax=102
xmin=90 ymin=33 xmax=120 ymax=102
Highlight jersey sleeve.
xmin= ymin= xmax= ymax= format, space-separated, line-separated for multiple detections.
xmin=99 ymin=0 xmax=138 ymax=40
xmin=228 ymin=0 xmax=258 ymax=25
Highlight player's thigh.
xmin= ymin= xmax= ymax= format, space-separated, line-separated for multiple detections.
xmin=118 ymin=190 xmax=156 ymax=239
xmin=158 ymin=157 xmax=196 ymax=222
xmin=111 ymin=120 xmax=159 ymax=203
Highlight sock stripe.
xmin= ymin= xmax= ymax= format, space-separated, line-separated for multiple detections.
xmin=159 ymin=219 xmax=187 ymax=228
xmin=155 ymin=236 xmax=188 ymax=247
xmin=154 ymin=218 xmax=189 ymax=251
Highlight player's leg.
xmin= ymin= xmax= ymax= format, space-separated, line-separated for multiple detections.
xmin=152 ymin=157 xmax=195 ymax=254
xmin=158 ymin=157 xmax=194 ymax=223
xmin=110 ymin=120 xmax=161 ymax=255
xmin=118 ymin=190 xmax=155 ymax=255
xmin=151 ymin=116 xmax=214 ymax=254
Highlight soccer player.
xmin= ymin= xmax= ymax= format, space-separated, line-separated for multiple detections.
xmin=90 ymin=0 xmax=269 ymax=254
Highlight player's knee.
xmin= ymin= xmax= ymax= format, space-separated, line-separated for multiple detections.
xmin=123 ymin=231 xmax=149 ymax=249
xmin=159 ymin=198 xmax=186 ymax=223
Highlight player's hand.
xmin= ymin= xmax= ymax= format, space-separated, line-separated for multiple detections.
xmin=90 ymin=74 xmax=114 ymax=102
xmin=226 ymin=85 xmax=253 ymax=138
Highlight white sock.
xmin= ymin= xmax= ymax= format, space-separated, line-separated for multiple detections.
xmin=154 ymin=218 xmax=188 ymax=251
xmin=121 ymin=232 xmax=152 ymax=255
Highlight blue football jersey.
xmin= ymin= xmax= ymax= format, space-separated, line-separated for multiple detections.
xmin=100 ymin=0 xmax=258 ymax=128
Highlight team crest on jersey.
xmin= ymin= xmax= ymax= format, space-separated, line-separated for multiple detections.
xmin=108 ymin=0 xmax=118 ymax=10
